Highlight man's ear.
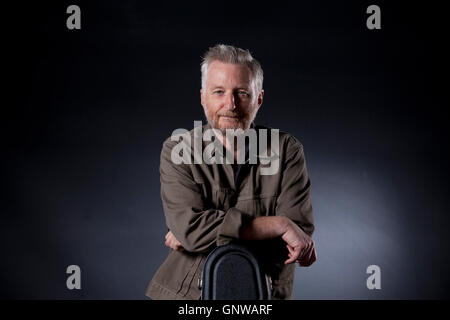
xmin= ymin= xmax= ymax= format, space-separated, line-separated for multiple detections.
xmin=200 ymin=89 xmax=205 ymax=108
xmin=257 ymin=90 xmax=264 ymax=109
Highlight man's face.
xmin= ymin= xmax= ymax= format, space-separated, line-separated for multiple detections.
xmin=201 ymin=61 xmax=263 ymax=132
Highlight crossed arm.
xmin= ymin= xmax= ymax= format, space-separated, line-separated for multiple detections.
xmin=165 ymin=215 xmax=317 ymax=266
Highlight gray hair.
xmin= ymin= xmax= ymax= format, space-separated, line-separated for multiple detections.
xmin=201 ymin=44 xmax=264 ymax=98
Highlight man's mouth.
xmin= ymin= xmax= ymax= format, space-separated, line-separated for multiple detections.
xmin=220 ymin=115 xmax=240 ymax=120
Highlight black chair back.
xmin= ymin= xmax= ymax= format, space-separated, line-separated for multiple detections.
xmin=201 ymin=243 xmax=271 ymax=300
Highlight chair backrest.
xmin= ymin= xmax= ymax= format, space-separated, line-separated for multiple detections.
xmin=201 ymin=242 xmax=271 ymax=300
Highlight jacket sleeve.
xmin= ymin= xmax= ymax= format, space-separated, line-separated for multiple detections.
xmin=276 ymin=136 xmax=315 ymax=237
xmin=159 ymin=138 xmax=253 ymax=253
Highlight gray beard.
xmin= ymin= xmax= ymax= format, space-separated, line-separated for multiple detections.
xmin=203 ymin=108 xmax=255 ymax=134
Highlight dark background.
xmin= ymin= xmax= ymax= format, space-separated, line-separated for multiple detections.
xmin=1 ymin=1 xmax=449 ymax=299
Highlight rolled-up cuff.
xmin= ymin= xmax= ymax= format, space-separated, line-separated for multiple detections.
xmin=216 ymin=207 xmax=253 ymax=246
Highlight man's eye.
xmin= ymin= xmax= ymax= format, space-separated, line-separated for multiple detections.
xmin=238 ymin=91 xmax=249 ymax=96
xmin=213 ymin=90 xmax=224 ymax=95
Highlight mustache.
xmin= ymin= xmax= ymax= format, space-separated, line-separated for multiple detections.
xmin=217 ymin=112 xmax=242 ymax=117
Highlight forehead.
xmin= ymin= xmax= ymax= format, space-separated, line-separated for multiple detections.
xmin=206 ymin=61 xmax=252 ymax=87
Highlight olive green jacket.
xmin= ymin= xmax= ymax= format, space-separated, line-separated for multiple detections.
xmin=145 ymin=122 xmax=314 ymax=300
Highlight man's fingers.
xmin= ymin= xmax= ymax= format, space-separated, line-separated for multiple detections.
xmin=298 ymin=249 xmax=312 ymax=266
xmin=164 ymin=232 xmax=185 ymax=251
xmin=299 ymin=251 xmax=315 ymax=266
xmin=298 ymin=245 xmax=317 ymax=267
xmin=286 ymin=245 xmax=294 ymax=256
xmin=298 ymin=240 xmax=311 ymax=261
xmin=287 ymin=246 xmax=295 ymax=260
xmin=284 ymin=245 xmax=300 ymax=264
xmin=165 ymin=232 xmax=177 ymax=245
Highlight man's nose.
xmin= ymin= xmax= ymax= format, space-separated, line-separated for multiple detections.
xmin=223 ymin=92 xmax=236 ymax=110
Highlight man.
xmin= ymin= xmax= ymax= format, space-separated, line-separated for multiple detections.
xmin=146 ymin=44 xmax=316 ymax=300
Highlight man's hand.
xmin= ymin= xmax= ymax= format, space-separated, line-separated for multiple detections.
xmin=240 ymin=216 xmax=316 ymax=266
xmin=165 ymin=231 xmax=184 ymax=251
xmin=281 ymin=218 xmax=316 ymax=266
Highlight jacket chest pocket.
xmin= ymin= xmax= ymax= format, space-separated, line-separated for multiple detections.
xmin=234 ymin=194 xmax=277 ymax=217
xmin=214 ymin=188 xmax=278 ymax=217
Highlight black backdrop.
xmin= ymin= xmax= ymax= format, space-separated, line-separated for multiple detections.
xmin=2 ymin=1 xmax=449 ymax=299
